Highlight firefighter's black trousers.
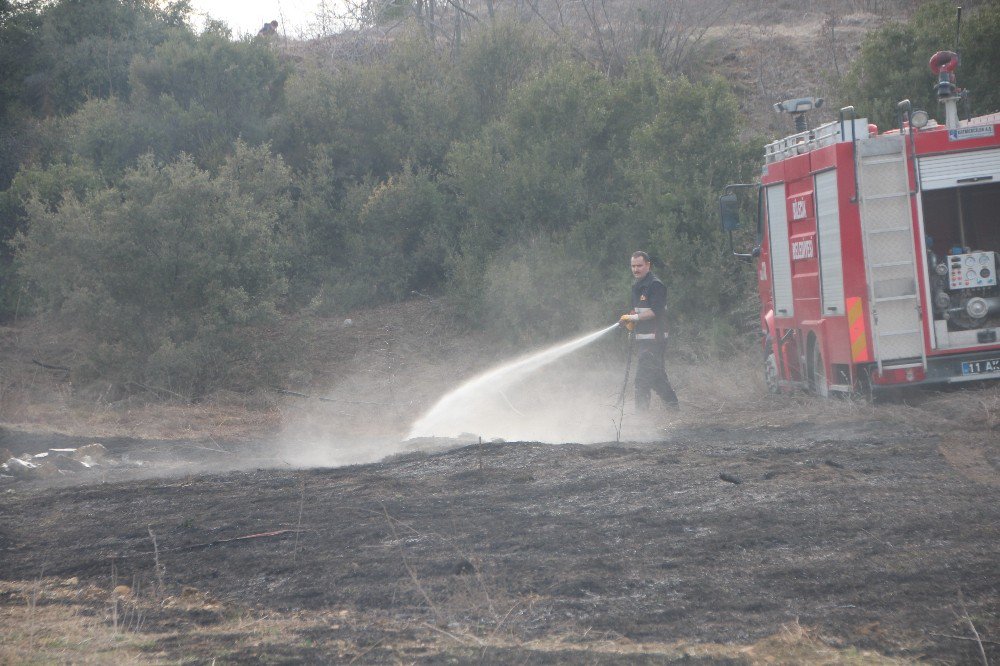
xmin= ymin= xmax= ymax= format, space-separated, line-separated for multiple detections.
xmin=634 ymin=341 xmax=678 ymax=409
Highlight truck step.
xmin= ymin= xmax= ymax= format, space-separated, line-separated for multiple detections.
xmin=880 ymin=360 xmax=925 ymax=369
xmin=867 ymin=226 xmax=912 ymax=235
xmin=873 ymin=295 xmax=918 ymax=303
xmin=859 ymin=191 xmax=911 ymax=201
xmin=876 ymin=328 xmax=922 ymax=337
xmin=859 ymin=155 xmax=907 ymax=165
xmin=871 ymin=260 xmax=916 ymax=268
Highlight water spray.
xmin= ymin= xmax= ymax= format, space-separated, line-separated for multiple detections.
xmin=406 ymin=324 xmax=619 ymax=440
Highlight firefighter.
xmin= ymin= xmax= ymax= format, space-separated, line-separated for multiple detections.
xmin=258 ymin=20 xmax=278 ymax=36
xmin=619 ymin=251 xmax=679 ymax=411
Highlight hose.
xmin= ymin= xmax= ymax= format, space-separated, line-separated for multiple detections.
xmin=615 ymin=332 xmax=635 ymax=442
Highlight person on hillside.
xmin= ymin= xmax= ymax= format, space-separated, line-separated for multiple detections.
xmin=619 ymin=251 xmax=679 ymax=411
xmin=258 ymin=20 xmax=278 ymax=36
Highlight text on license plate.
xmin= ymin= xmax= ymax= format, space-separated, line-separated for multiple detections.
xmin=961 ymin=358 xmax=1000 ymax=375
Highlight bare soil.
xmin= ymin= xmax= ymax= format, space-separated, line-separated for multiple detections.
xmin=1 ymin=307 xmax=999 ymax=664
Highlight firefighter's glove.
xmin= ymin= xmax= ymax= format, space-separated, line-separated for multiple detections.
xmin=619 ymin=314 xmax=638 ymax=331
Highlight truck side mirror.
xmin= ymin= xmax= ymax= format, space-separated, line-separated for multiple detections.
xmin=720 ymin=192 xmax=741 ymax=232
xmin=720 ymin=183 xmax=755 ymax=261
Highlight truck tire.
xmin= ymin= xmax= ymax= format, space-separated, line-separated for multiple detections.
xmin=810 ymin=343 xmax=829 ymax=398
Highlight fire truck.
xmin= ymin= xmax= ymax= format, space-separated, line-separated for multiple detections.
xmin=721 ymin=49 xmax=1000 ymax=395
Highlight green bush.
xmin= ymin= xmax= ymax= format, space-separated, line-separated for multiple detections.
xmin=355 ymin=165 xmax=456 ymax=301
xmin=444 ymin=56 xmax=760 ymax=339
xmin=840 ymin=1 xmax=1000 ymax=129
xmin=481 ymin=237 xmax=615 ymax=345
xmin=14 ymin=147 xmax=293 ymax=396
xmin=129 ymin=29 xmax=289 ymax=160
xmin=1 ymin=6 xmax=776 ymax=374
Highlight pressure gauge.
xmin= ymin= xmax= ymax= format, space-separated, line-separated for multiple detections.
xmin=947 ymin=251 xmax=997 ymax=289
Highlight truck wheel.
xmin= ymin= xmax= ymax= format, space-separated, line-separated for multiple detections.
xmin=765 ymin=353 xmax=779 ymax=394
xmin=810 ymin=344 xmax=829 ymax=398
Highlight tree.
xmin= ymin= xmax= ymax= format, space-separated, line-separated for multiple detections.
xmin=840 ymin=1 xmax=1000 ymax=129
xmin=443 ymin=54 xmax=760 ymax=340
xmin=355 ymin=164 xmax=455 ymax=301
xmin=0 ymin=0 xmax=44 ymax=125
xmin=525 ymin=0 xmax=732 ymax=76
xmin=15 ymin=147 xmax=293 ymax=396
xmin=23 ymin=0 xmax=186 ymax=117
xmin=455 ymin=20 xmax=548 ymax=123
xmin=622 ymin=74 xmax=759 ymax=345
xmin=273 ymin=33 xmax=469 ymax=178
xmin=128 ymin=29 xmax=290 ymax=166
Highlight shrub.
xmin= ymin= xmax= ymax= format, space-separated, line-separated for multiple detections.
xmin=14 ymin=148 xmax=293 ymax=396
xmin=840 ymin=1 xmax=1000 ymax=129
xmin=480 ymin=237 xmax=615 ymax=345
xmin=355 ymin=165 xmax=456 ymax=302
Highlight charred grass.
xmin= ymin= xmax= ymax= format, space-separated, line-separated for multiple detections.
xmin=2 ymin=311 xmax=999 ymax=663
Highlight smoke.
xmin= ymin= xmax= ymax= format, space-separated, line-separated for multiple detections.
xmin=272 ymin=324 xmax=671 ymax=470
xmin=405 ymin=325 xmax=662 ymax=443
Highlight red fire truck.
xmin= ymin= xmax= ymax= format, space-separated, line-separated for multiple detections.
xmin=721 ymin=51 xmax=1000 ymax=395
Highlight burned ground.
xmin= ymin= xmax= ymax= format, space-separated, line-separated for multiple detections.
xmin=1 ymin=407 xmax=998 ymax=663
xmin=2 ymin=305 xmax=999 ymax=662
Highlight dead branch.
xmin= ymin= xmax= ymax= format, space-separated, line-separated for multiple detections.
xmin=31 ymin=359 xmax=70 ymax=373
xmin=444 ymin=0 xmax=481 ymax=23
xmin=348 ymin=637 xmax=386 ymax=664
xmin=147 ymin=526 xmax=166 ymax=598
xmin=581 ymin=1 xmax=612 ymax=74
xmin=487 ymin=597 xmax=526 ymax=643
xmin=928 ymin=631 xmax=1000 ymax=645
xmin=293 ymin=478 xmax=306 ymax=563
xmin=383 ymin=505 xmax=445 ymax=626
xmin=115 ymin=529 xmax=303 ymax=557
xmin=525 ymin=0 xmax=592 ymax=65
xmin=420 ymin=620 xmax=483 ymax=645
xmin=268 ymin=386 xmax=396 ymax=406
xmin=127 ymin=381 xmax=188 ymax=402
xmin=271 ymin=386 xmax=346 ymax=402
xmin=957 ymin=591 xmax=990 ymax=666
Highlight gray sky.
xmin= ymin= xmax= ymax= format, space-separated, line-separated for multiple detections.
xmin=187 ymin=0 xmax=344 ymax=38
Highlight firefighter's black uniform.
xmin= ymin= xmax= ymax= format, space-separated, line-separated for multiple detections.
xmin=631 ymin=271 xmax=679 ymax=410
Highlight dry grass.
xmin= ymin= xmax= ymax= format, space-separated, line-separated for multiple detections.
xmin=671 ymin=351 xmax=874 ymax=428
xmin=0 ymin=579 xmax=157 ymax=665
xmin=0 ymin=321 xmax=282 ymax=441
xmin=0 ymin=397 xmax=282 ymax=441
xmin=0 ymin=578 xmax=916 ymax=664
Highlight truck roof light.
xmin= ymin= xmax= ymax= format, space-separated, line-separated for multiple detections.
xmin=773 ymin=97 xmax=824 ymax=114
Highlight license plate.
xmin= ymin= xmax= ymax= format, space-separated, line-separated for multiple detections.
xmin=961 ymin=358 xmax=1000 ymax=375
